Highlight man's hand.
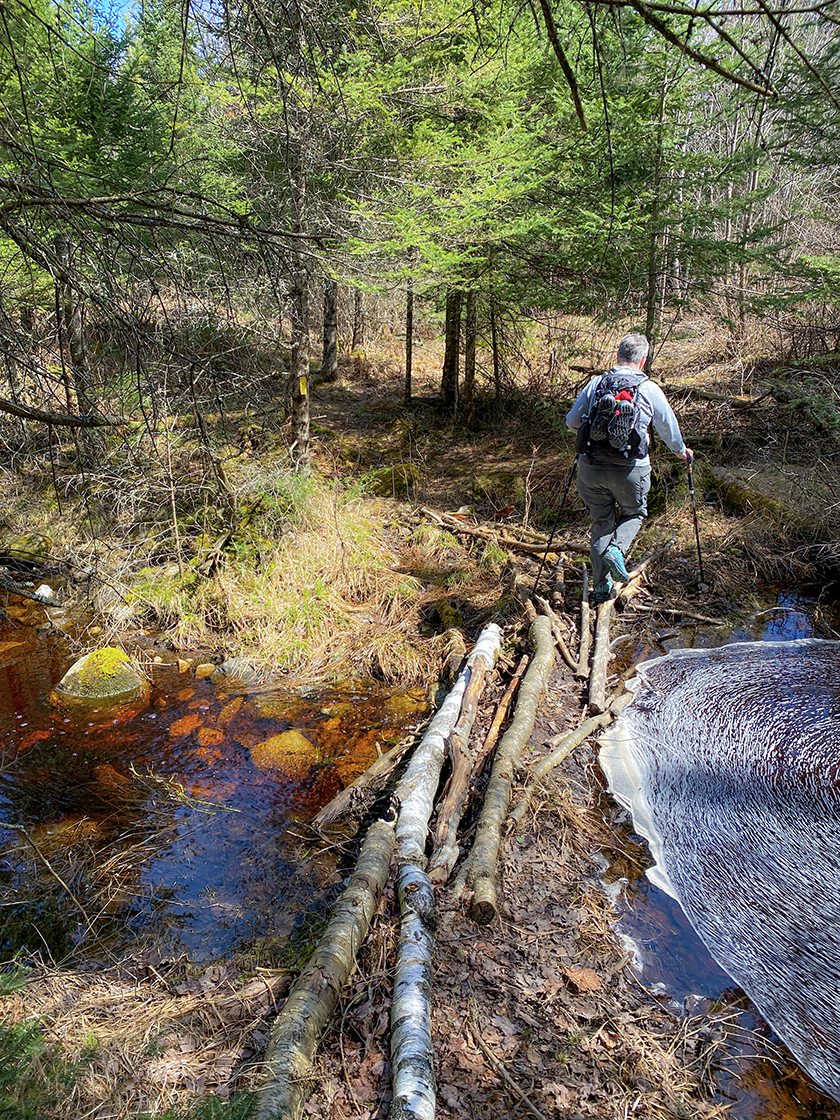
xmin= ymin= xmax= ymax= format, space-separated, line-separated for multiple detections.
xmin=679 ymin=447 xmax=694 ymax=464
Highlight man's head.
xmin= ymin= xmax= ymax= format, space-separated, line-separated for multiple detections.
xmin=617 ymin=333 xmax=650 ymax=368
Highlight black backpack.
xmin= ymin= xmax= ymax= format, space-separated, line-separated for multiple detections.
xmin=576 ymin=370 xmax=648 ymax=462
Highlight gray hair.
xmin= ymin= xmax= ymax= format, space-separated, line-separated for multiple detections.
xmin=617 ymin=333 xmax=650 ymax=366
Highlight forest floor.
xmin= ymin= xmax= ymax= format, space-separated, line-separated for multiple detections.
xmin=3 ymin=324 xmax=840 ymax=1119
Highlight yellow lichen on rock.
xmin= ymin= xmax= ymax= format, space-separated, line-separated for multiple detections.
xmin=249 ymin=729 xmax=317 ymax=778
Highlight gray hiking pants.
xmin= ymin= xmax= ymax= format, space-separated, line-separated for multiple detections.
xmin=576 ymin=457 xmax=651 ymax=584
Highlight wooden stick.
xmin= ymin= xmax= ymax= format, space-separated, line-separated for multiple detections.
xmin=588 ymin=599 xmax=613 ymax=714
xmin=467 ymin=1001 xmax=549 ymax=1120
xmin=454 ymin=617 xmax=555 ymax=923
xmin=470 ymin=654 xmax=529 ymax=782
xmin=551 ymin=554 xmax=565 ymax=612
xmin=428 ymin=655 xmax=491 ymax=884
xmin=576 ymin=569 xmax=591 ymax=679
xmin=614 ymin=542 xmax=673 ymax=608
xmin=627 ymin=604 xmax=725 ymax=625
xmin=508 ymin=711 xmax=613 ymax=828
xmin=534 ymin=594 xmax=577 ymax=672
xmin=420 ymin=508 xmax=588 ymax=557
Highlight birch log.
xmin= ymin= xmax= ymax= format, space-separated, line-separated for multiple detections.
xmin=427 ymin=655 xmax=491 ymax=884
xmin=588 ymin=600 xmax=613 ymax=714
xmin=469 ymin=654 xmax=529 ymax=782
xmin=255 ymin=817 xmax=396 ymax=1120
xmin=576 ymin=570 xmax=591 ymax=679
xmin=389 ymin=864 xmax=437 ymax=1120
xmin=456 ymin=616 xmax=555 ymax=923
xmin=394 ymin=624 xmax=502 ymax=868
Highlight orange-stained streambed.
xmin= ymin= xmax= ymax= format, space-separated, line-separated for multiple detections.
xmin=0 ymin=605 xmax=428 ymax=963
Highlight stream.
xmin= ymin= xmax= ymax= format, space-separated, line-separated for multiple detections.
xmin=0 ymin=600 xmax=428 ymax=964
xmin=601 ymin=591 xmax=840 ymax=1120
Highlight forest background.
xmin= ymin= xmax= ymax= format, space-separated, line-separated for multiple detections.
xmin=2 ymin=0 xmax=840 ymax=1117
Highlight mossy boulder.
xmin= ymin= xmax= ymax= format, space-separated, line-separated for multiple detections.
xmin=53 ymin=647 xmax=150 ymax=711
xmin=368 ymin=463 xmax=421 ymax=498
xmin=249 ymin=729 xmax=318 ymax=778
xmin=3 ymin=531 xmax=52 ymax=563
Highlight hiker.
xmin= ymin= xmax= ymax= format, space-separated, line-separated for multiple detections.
xmin=565 ymin=333 xmax=692 ymax=603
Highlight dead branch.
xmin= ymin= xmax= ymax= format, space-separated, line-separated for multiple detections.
xmin=311 ymin=737 xmax=415 ymax=830
xmin=394 ymin=625 xmax=502 ymax=868
xmin=255 ymin=817 xmax=396 ymax=1120
xmin=428 ymin=654 xmax=491 ymax=884
xmin=467 ymin=1000 xmax=549 ymax=1120
xmin=470 ymin=654 xmax=529 ymax=783
xmin=454 ymin=616 xmax=555 ymax=924
xmin=421 ymin=508 xmax=588 ymax=557
xmin=662 ymin=383 xmax=772 ymax=409
xmin=0 ymin=395 xmax=122 ymax=427
xmin=588 ymin=600 xmax=613 ymax=714
xmin=577 ymin=569 xmax=591 ymax=679
xmin=534 ymin=594 xmax=577 ymax=671
xmin=615 ymin=542 xmax=673 ymax=608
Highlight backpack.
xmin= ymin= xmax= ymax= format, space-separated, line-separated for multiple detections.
xmin=576 ymin=369 xmax=649 ymax=463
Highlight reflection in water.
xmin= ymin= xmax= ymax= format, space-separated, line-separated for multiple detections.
xmin=600 ymin=594 xmax=840 ymax=1120
xmin=0 ymin=605 xmax=427 ymax=961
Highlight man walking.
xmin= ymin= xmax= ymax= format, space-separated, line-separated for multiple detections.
xmin=565 ymin=333 xmax=692 ymax=603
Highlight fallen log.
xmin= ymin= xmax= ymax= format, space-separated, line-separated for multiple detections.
xmin=534 ymin=594 xmax=577 ymax=671
xmin=394 ymin=624 xmax=502 ymax=868
xmin=453 ymin=616 xmax=555 ymax=924
xmin=661 ymin=383 xmax=771 ymax=409
xmin=470 ymin=654 xmax=529 ymax=783
xmin=428 ymin=653 xmax=491 ymax=884
xmin=389 ymin=864 xmax=437 ymax=1120
xmin=576 ymin=569 xmax=591 ymax=679
xmin=311 ymin=736 xmax=415 ymax=830
xmin=614 ymin=542 xmax=673 ymax=609
xmin=420 ymin=508 xmax=588 ymax=558
xmin=255 ymin=816 xmax=396 ymax=1120
xmin=588 ymin=600 xmax=613 ymax=714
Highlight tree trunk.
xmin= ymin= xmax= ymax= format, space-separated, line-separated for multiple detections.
xmin=54 ymin=235 xmax=97 ymax=418
xmin=440 ymin=288 xmax=461 ymax=409
xmin=404 ymin=280 xmax=413 ymax=404
xmin=490 ymin=300 xmax=501 ymax=400
xmin=389 ymin=864 xmax=437 ymax=1120
xmin=462 ymin=289 xmax=477 ymax=426
xmin=321 ymin=276 xmax=339 ymax=382
xmin=351 ymin=287 xmax=364 ymax=351
xmin=588 ymin=600 xmax=613 ymax=714
xmin=255 ymin=817 xmax=396 ymax=1120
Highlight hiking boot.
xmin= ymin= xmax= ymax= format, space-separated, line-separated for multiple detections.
xmin=602 ymin=544 xmax=629 ymax=582
xmin=588 ymin=397 xmax=614 ymax=443
xmin=592 ymin=575 xmax=613 ymax=604
xmin=607 ymin=397 xmax=635 ymax=449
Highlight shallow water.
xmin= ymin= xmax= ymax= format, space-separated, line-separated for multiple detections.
xmin=600 ymin=592 xmax=840 ymax=1119
xmin=0 ymin=604 xmax=427 ymax=962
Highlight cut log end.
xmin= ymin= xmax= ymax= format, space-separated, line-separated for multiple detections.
xmin=470 ymin=877 xmax=498 ymax=925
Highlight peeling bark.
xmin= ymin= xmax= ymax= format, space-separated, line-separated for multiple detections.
xmin=428 ymin=654 xmax=491 ymax=884
xmin=311 ymin=738 xmax=415 ymax=830
xmin=576 ymin=569 xmax=591 ymax=679
xmin=456 ymin=616 xmax=555 ymax=923
xmin=588 ymin=600 xmax=613 ymax=715
xmin=394 ymin=625 xmax=502 ymax=868
xmin=255 ymin=817 xmax=396 ymax=1120
xmin=389 ymin=864 xmax=437 ymax=1120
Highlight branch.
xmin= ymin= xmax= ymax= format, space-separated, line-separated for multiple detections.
xmin=536 ymin=0 xmax=587 ymax=131
xmin=0 ymin=396 xmax=121 ymax=428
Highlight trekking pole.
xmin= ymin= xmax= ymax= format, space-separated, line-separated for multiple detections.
xmin=533 ymin=454 xmax=579 ymax=596
xmin=685 ymin=451 xmax=705 ymax=585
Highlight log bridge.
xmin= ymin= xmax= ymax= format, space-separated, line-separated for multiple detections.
xmin=255 ymin=511 xmax=661 ymax=1120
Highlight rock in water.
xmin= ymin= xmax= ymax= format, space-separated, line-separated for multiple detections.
xmin=600 ymin=639 xmax=840 ymax=1102
xmin=53 ymin=647 xmax=150 ymax=711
